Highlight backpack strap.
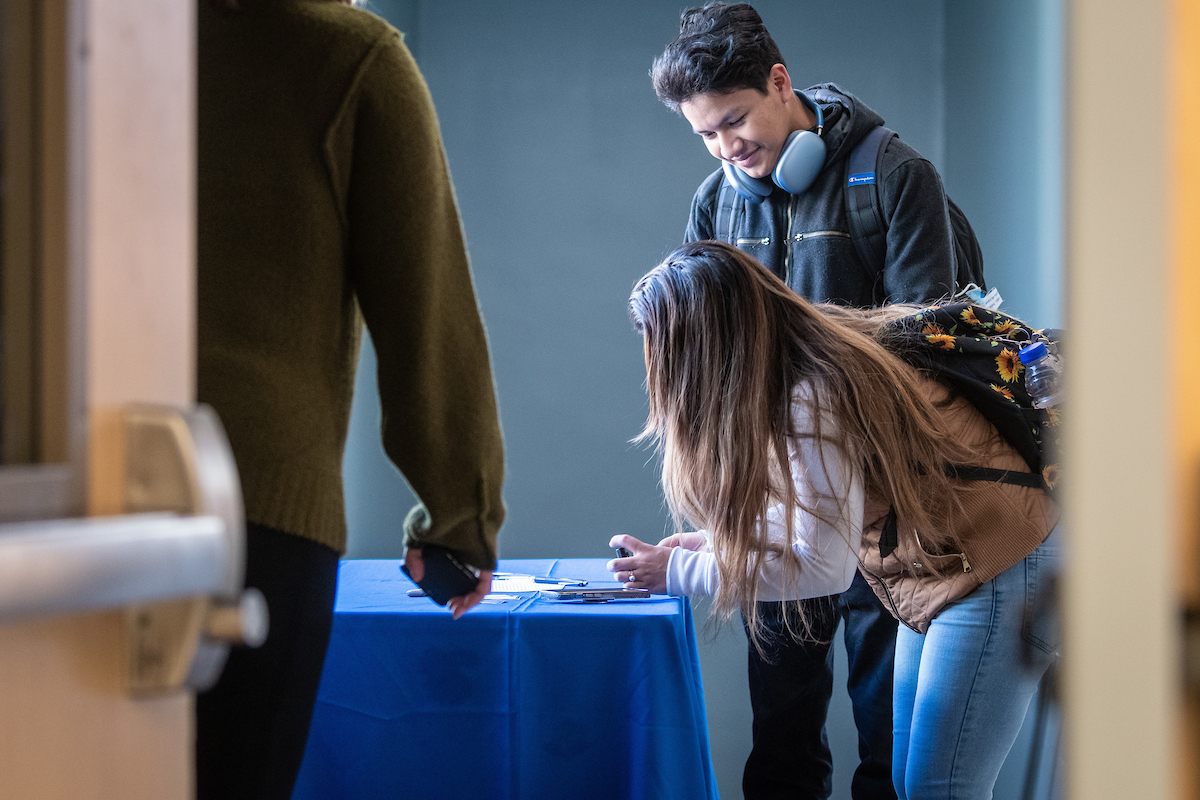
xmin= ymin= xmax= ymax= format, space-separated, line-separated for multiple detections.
xmin=845 ymin=126 xmax=896 ymax=299
xmin=946 ymin=463 xmax=1050 ymax=492
xmin=875 ymin=465 xmax=1049 ymax=557
xmin=879 ymin=507 xmax=899 ymax=558
xmin=715 ymin=174 xmax=743 ymax=245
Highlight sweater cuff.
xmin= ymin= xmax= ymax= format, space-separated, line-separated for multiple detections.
xmin=666 ymin=546 xmax=718 ymax=598
xmin=403 ymin=504 xmax=498 ymax=572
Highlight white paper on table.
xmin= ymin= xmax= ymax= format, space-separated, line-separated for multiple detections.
xmin=480 ymin=594 xmax=519 ymax=604
xmin=489 ymin=574 xmax=583 ymax=593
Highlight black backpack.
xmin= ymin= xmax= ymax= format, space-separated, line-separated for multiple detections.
xmin=881 ymin=302 xmax=1060 ymax=494
xmin=846 ymin=126 xmax=986 ymax=295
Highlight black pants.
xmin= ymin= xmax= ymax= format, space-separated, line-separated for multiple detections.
xmin=196 ymin=522 xmax=340 ymax=800
xmin=743 ymin=570 xmax=898 ymax=800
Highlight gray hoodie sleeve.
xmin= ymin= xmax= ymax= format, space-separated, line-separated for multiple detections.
xmin=877 ymin=156 xmax=957 ymax=303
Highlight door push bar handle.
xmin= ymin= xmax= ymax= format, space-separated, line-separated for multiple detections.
xmin=0 ymin=404 xmax=267 ymax=696
xmin=0 ymin=513 xmax=229 ymax=620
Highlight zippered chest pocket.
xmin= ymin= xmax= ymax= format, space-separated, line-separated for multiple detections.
xmin=734 ymin=230 xmax=850 ymax=248
xmin=786 ymin=230 xmax=850 ymax=244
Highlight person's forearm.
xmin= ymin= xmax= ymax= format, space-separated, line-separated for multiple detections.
xmin=663 ymin=520 xmax=860 ymax=601
xmin=666 ymin=545 xmax=717 ymax=597
xmin=346 ymin=33 xmax=506 ymax=570
xmin=663 ymin=395 xmax=865 ymax=601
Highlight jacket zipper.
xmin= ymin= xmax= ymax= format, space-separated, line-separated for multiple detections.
xmin=857 ymin=563 xmax=922 ymax=634
xmin=734 ymin=232 xmax=849 ymax=255
xmin=727 ymin=195 xmax=742 ymax=245
xmin=919 ymin=551 xmax=972 ymax=574
xmin=788 ymin=230 xmax=850 ymax=243
xmin=784 ymin=194 xmax=796 ymax=285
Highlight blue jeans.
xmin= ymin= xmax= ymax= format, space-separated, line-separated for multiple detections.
xmin=892 ymin=529 xmax=1060 ymax=800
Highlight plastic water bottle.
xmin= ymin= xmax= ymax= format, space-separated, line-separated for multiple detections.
xmin=1019 ymin=342 xmax=1063 ymax=409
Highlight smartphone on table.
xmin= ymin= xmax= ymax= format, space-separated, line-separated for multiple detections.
xmin=542 ymin=586 xmax=650 ymax=602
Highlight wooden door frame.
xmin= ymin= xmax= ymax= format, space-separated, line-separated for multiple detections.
xmin=0 ymin=0 xmax=197 ymax=798
xmin=0 ymin=0 xmax=81 ymax=522
xmin=1063 ymin=1 xmax=1180 ymax=798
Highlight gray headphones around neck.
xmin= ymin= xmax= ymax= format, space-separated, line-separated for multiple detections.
xmin=720 ymin=90 xmax=828 ymax=203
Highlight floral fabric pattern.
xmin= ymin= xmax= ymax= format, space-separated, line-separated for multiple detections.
xmin=883 ymin=303 xmax=1061 ymax=487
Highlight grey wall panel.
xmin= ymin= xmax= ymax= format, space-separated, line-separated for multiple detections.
xmin=945 ymin=0 xmax=1065 ymax=328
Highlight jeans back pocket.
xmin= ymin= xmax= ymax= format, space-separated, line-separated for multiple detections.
xmin=1021 ymin=538 xmax=1061 ymax=656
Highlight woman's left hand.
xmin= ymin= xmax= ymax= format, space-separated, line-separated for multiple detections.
xmin=606 ymin=534 xmax=673 ymax=595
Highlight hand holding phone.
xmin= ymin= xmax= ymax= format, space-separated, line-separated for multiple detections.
xmin=609 ymin=534 xmax=671 ymax=594
xmin=401 ymin=545 xmax=480 ymax=606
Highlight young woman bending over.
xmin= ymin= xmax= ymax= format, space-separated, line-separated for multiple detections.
xmin=610 ymin=241 xmax=1059 ymax=800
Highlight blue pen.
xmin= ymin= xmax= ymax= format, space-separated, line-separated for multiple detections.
xmin=533 ymin=577 xmax=587 ymax=587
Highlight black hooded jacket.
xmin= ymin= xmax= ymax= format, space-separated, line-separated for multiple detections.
xmin=684 ymin=83 xmax=956 ymax=307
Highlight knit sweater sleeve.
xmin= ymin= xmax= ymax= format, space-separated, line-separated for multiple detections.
xmin=335 ymin=30 xmax=505 ymax=570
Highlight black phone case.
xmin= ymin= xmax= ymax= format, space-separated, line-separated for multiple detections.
xmin=401 ymin=545 xmax=479 ymax=605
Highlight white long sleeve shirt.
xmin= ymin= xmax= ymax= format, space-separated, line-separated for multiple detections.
xmin=664 ymin=386 xmax=865 ymax=601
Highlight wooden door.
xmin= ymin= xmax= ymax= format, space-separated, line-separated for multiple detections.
xmin=1063 ymin=1 xmax=1200 ymax=799
xmin=0 ymin=0 xmax=198 ymax=797
xmin=1174 ymin=0 xmax=1200 ymax=796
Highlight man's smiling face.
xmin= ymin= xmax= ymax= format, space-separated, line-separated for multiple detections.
xmin=679 ymin=63 xmax=814 ymax=181
xmin=680 ymin=87 xmax=793 ymax=179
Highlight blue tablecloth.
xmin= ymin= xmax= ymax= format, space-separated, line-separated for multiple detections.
xmin=292 ymin=558 xmax=719 ymax=800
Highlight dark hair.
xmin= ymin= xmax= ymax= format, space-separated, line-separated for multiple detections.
xmin=650 ymin=3 xmax=786 ymax=113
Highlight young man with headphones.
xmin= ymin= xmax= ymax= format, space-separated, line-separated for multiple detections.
xmin=652 ymin=4 xmax=961 ymax=799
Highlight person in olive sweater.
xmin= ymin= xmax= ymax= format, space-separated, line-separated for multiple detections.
xmin=196 ymin=1 xmax=506 ymax=798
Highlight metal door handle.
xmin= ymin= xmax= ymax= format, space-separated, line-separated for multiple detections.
xmin=206 ymin=586 xmax=268 ymax=648
xmin=0 ymin=512 xmax=228 ymax=619
xmin=0 ymin=404 xmax=264 ymax=695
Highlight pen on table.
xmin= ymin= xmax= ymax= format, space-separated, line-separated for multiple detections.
xmin=533 ymin=577 xmax=587 ymax=586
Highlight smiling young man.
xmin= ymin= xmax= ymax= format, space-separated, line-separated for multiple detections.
xmin=657 ymin=3 xmax=957 ymax=308
xmin=650 ymin=4 xmax=962 ymax=800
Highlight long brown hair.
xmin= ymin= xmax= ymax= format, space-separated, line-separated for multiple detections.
xmin=629 ymin=241 xmax=980 ymax=643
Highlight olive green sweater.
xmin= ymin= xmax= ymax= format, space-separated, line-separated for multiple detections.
xmin=197 ymin=0 xmax=505 ymax=568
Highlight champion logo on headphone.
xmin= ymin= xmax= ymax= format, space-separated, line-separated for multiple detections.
xmin=721 ymin=90 xmax=828 ymax=203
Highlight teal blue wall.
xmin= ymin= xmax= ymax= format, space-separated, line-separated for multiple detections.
xmin=341 ymin=2 xmax=1064 ymax=798
xmin=945 ymin=0 xmax=1065 ymax=328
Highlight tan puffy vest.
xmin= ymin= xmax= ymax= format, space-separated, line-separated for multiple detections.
xmin=856 ymin=376 xmax=1060 ymax=633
